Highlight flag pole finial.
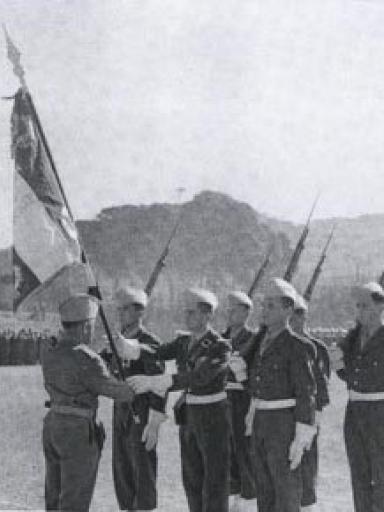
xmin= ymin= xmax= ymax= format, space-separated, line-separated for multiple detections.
xmin=3 ymin=24 xmax=27 ymax=89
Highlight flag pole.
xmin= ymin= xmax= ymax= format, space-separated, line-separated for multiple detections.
xmin=4 ymin=26 xmax=127 ymax=381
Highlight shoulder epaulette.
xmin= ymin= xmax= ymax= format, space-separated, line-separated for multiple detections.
xmin=73 ymin=344 xmax=100 ymax=360
xmin=138 ymin=328 xmax=161 ymax=345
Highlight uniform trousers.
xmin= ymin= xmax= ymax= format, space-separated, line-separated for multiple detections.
xmin=227 ymin=389 xmax=257 ymax=499
xmin=253 ymin=409 xmax=302 ymax=512
xmin=179 ymin=399 xmax=230 ymax=512
xmin=113 ymin=403 xmax=157 ymax=511
xmin=344 ymin=401 xmax=384 ymax=512
xmin=301 ymin=432 xmax=319 ymax=506
xmin=43 ymin=411 xmax=100 ymax=512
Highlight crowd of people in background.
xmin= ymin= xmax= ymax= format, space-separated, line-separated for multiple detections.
xmin=0 ymin=327 xmax=53 ymax=365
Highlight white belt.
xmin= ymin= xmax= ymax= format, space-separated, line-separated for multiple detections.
xmin=226 ymin=381 xmax=244 ymax=391
xmin=186 ymin=391 xmax=227 ymax=405
xmin=253 ymin=398 xmax=296 ymax=410
xmin=349 ymin=390 xmax=384 ymax=402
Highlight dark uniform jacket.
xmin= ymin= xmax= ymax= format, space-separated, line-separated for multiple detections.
xmin=248 ymin=327 xmax=316 ymax=425
xmin=152 ymin=328 xmax=231 ymax=395
xmin=337 ymin=324 xmax=384 ymax=393
xmin=222 ymin=326 xmax=254 ymax=384
xmin=41 ymin=338 xmax=134 ymax=410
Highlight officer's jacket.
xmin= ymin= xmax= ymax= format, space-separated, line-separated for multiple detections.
xmin=306 ymin=333 xmax=330 ymax=411
xmin=41 ymin=338 xmax=134 ymax=411
xmin=248 ymin=327 xmax=316 ymax=425
xmin=338 ymin=324 xmax=384 ymax=393
xmin=153 ymin=328 xmax=231 ymax=395
xmin=222 ymin=326 xmax=254 ymax=383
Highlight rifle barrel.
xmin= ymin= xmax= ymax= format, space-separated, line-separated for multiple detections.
xmin=144 ymin=211 xmax=183 ymax=296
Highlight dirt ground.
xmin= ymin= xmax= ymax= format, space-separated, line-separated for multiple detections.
xmin=0 ymin=367 xmax=353 ymax=511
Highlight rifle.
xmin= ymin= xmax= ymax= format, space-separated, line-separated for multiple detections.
xmin=303 ymin=225 xmax=336 ymax=301
xmin=378 ymin=271 xmax=384 ymax=288
xmin=144 ymin=210 xmax=183 ymax=296
xmin=283 ymin=194 xmax=320 ymax=283
xmin=247 ymin=245 xmax=273 ymax=298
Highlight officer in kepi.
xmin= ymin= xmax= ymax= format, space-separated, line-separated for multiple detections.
xmin=117 ymin=288 xmax=232 ymax=512
xmin=333 ymin=282 xmax=384 ymax=512
xmin=110 ymin=287 xmax=166 ymax=512
xmin=223 ymin=291 xmax=257 ymax=512
xmin=40 ymin=293 xmax=135 ymax=512
xmin=245 ymin=278 xmax=317 ymax=512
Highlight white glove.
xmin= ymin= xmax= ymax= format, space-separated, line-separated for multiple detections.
xmin=115 ymin=334 xmax=140 ymax=360
xmin=141 ymin=408 xmax=167 ymax=451
xmin=289 ymin=422 xmax=317 ymax=470
xmin=127 ymin=374 xmax=173 ymax=396
xmin=228 ymin=354 xmax=247 ymax=382
xmin=114 ymin=334 xmax=156 ymax=360
xmin=244 ymin=398 xmax=257 ymax=436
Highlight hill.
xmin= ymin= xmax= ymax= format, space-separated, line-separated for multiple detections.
xmin=262 ymin=212 xmax=384 ymax=286
xmin=1 ymin=191 xmax=383 ymax=332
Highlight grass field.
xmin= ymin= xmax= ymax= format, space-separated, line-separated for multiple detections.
xmin=0 ymin=367 xmax=353 ymax=511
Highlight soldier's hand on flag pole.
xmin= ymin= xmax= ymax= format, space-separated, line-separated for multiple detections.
xmin=114 ymin=334 xmax=156 ymax=360
xmin=114 ymin=334 xmax=141 ymax=360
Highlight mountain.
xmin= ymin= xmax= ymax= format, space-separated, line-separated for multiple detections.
xmin=1 ymin=191 xmax=382 ymax=334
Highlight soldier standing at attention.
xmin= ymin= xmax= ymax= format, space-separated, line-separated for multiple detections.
xmin=223 ymin=291 xmax=258 ymax=512
xmin=121 ymin=288 xmax=231 ymax=512
xmin=290 ymin=294 xmax=330 ymax=512
xmin=245 ymin=278 xmax=317 ymax=512
xmin=111 ymin=287 xmax=166 ymax=512
xmin=333 ymin=282 xmax=384 ymax=512
xmin=40 ymin=293 xmax=135 ymax=512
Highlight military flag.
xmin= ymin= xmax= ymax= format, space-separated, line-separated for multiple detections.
xmin=5 ymin=27 xmax=130 ymax=386
xmin=11 ymin=88 xmax=82 ymax=310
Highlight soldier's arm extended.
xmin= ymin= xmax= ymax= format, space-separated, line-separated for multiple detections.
xmin=75 ymin=347 xmax=134 ymax=401
xmin=115 ymin=334 xmax=181 ymax=362
xmin=128 ymin=338 xmax=231 ymax=395
xmin=171 ymin=339 xmax=230 ymax=391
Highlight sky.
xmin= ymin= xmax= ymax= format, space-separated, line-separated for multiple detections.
xmin=1 ymin=0 xmax=384 ymax=247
